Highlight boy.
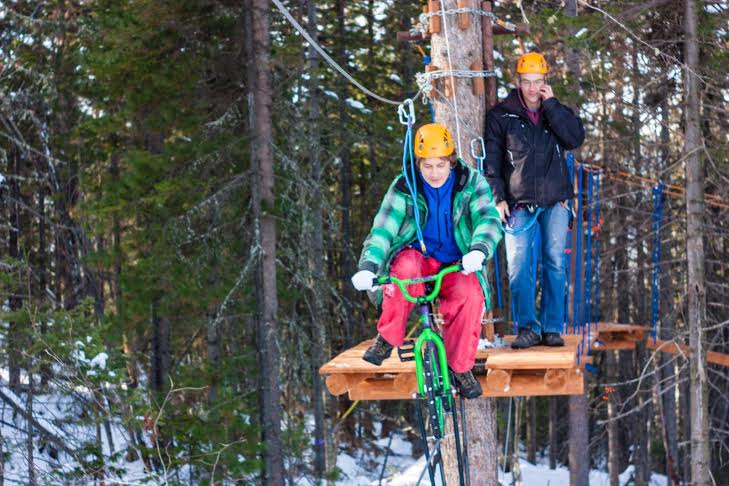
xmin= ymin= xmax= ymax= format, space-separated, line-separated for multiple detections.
xmin=351 ymin=123 xmax=502 ymax=398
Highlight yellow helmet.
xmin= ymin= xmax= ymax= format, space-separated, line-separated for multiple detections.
xmin=414 ymin=123 xmax=454 ymax=158
xmin=516 ymin=52 xmax=549 ymax=74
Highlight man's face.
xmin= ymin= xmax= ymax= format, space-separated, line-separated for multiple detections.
xmin=418 ymin=157 xmax=452 ymax=188
xmin=519 ymin=73 xmax=546 ymax=107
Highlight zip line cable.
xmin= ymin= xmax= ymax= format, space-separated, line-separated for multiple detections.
xmin=271 ymin=0 xmax=421 ymax=106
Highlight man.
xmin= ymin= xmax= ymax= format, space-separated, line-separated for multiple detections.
xmin=484 ymin=52 xmax=585 ymax=349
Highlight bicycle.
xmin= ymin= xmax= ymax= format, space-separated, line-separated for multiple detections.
xmin=373 ymin=264 xmax=469 ymax=486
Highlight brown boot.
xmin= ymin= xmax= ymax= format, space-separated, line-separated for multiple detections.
xmin=362 ymin=335 xmax=394 ymax=366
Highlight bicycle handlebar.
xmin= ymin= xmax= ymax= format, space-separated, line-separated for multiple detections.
xmin=374 ymin=264 xmax=463 ymax=303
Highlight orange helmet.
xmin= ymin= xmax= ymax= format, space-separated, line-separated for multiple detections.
xmin=414 ymin=123 xmax=454 ymax=158
xmin=516 ymin=52 xmax=549 ymax=74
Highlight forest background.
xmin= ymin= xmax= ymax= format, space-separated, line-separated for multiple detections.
xmin=0 ymin=0 xmax=727 ymax=484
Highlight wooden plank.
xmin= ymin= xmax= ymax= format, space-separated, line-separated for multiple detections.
xmin=596 ymin=322 xmax=651 ymax=333
xmin=325 ymin=373 xmax=370 ymax=395
xmin=647 ymin=339 xmax=729 ymax=368
xmin=478 ymin=368 xmax=584 ymax=397
xmin=593 ymin=339 xmax=637 ymax=351
xmin=480 ymin=335 xmax=580 ymax=369
xmin=320 ymin=339 xmax=415 ymax=374
xmin=346 ymin=368 xmax=585 ymax=400
xmin=348 ymin=377 xmax=418 ymax=401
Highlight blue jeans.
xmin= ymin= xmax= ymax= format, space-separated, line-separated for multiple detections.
xmin=505 ymin=203 xmax=570 ymax=335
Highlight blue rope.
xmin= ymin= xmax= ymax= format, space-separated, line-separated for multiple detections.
xmin=533 ymin=225 xmax=541 ymax=304
xmin=582 ymin=170 xmax=594 ymax=357
xmin=651 ymin=182 xmax=664 ymax=342
xmin=572 ymin=164 xmax=584 ymax=335
xmin=563 ymin=152 xmax=575 ymax=334
xmin=503 ymin=207 xmax=543 ymax=235
xmin=494 ymin=246 xmax=503 ymax=309
xmin=401 ymin=121 xmax=427 ymax=254
xmin=591 ymin=171 xmax=601 ymax=328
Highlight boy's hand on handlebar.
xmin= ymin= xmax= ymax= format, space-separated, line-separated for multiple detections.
xmin=462 ymin=250 xmax=485 ymax=274
xmin=351 ymin=270 xmax=377 ymax=291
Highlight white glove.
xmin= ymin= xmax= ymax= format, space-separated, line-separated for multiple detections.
xmin=351 ymin=270 xmax=377 ymax=291
xmin=462 ymin=250 xmax=486 ymax=274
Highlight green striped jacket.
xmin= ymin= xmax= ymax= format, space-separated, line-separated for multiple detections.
xmin=358 ymin=159 xmax=503 ymax=307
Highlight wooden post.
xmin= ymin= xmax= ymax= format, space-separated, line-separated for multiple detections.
xmin=457 ymin=0 xmax=471 ymax=30
xmin=426 ymin=64 xmax=440 ymax=97
xmin=481 ymin=1 xmax=497 ymax=110
xmin=428 ymin=0 xmax=441 ymax=33
xmin=471 ymin=60 xmax=485 ymax=96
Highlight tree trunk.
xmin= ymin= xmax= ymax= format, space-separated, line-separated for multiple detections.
xmin=527 ymin=397 xmax=537 ymax=464
xmin=304 ymin=0 xmax=331 ymax=479
xmin=607 ymin=351 xmax=620 ymax=486
xmin=336 ymin=0 xmax=354 ymax=350
xmin=8 ymin=150 xmax=22 ymax=392
xmin=683 ymin=1 xmax=710 ymax=484
xmin=568 ymin=383 xmax=590 ymax=485
xmin=429 ymin=3 xmax=497 ymax=484
xmin=430 ymin=0 xmax=485 ymax=168
xmin=563 ymin=1 xmax=590 ymax=482
xmin=26 ymin=371 xmax=36 ymax=486
xmin=251 ymin=1 xmax=284 ymax=483
xmin=549 ymin=397 xmax=558 ymax=469
xmin=150 ymin=296 xmax=171 ymax=394
xmin=657 ymin=98 xmax=680 ymax=486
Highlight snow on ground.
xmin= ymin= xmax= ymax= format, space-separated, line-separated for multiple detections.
xmin=335 ymin=433 xmax=669 ymax=486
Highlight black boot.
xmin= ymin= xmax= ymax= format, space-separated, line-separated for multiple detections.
xmin=541 ymin=332 xmax=564 ymax=347
xmin=451 ymin=370 xmax=483 ymax=399
xmin=511 ymin=328 xmax=541 ymax=349
xmin=362 ymin=334 xmax=394 ymax=366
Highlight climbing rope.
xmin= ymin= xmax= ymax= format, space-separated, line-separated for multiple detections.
xmin=572 ymin=164 xmax=584 ymax=335
xmin=563 ymin=152 xmax=576 ymax=334
xmin=581 ymin=171 xmax=594 ymax=358
xmin=271 ymin=0 xmax=422 ymax=106
xmin=399 ymin=99 xmax=428 ymax=254
xmin=651 ymin=182 xmax=664 ymax=342
xmin=591 ymin=171 xmax=601 ymax=329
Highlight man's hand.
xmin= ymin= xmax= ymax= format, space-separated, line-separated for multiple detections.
xmin=462 ymin=250 xmax=486 ymax=274
xmin=496 ymin=201 xmax=510 ymax=223
xmin=539 ymin=84 xmax=554 ymax=101
xmin=351 ymin=270 xmax=376 ymax=291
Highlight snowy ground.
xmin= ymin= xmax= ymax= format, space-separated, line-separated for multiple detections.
xmin=333 ymin=431 xmax=669 ymax=486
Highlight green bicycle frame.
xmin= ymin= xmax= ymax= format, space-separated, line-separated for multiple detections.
xmin=375 ymin=264 xmax=462 ymax=397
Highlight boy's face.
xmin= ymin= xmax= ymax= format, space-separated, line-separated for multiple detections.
xmin=418 ymin=157 xmax=452 ymax=188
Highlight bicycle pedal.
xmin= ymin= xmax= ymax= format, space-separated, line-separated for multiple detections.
xmin=397 ymin=340 xmax=416 ymax=362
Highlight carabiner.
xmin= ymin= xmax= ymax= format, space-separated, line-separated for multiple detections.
xmin=470 ymin=137 xmax=485 ymax=160
xmin=398 ymin=98 xmax=416 ymax=126
xmin=471 ymin=136 xmax=486 ymax=172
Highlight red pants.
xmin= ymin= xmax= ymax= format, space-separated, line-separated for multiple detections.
xmin=377 ymin=249 xmax=485 ymax=373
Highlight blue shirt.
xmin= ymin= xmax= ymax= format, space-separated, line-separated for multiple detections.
xmin=420 ymin=170 xmax=462 ymax=262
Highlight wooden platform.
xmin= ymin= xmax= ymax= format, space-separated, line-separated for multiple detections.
xmin=320 ymin=335 xmax=585 ymax=400
xmin=591 ymin=322 xmax=651 ymax=350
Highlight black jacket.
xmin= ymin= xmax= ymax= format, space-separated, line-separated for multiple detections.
xmin=484 ymin=89 xmax=585 ymax=207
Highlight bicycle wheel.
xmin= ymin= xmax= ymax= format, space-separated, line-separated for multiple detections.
xmin=422 ymin=342 xmax=445 ymax=439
